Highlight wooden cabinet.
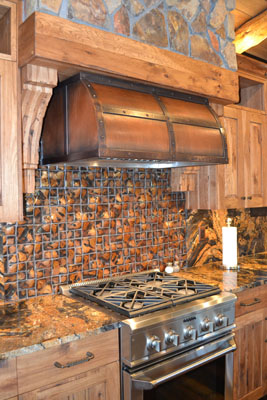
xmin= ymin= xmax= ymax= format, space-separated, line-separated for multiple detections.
xmin=171 ymin=62 xmax=267 ymax=211
xmin=0 ymin=0 xmax=22 ymax=222
xmin=16 ymin=329 xmax=120 ymax=399
xmin=233 ymin=285 xmax=267 ymax=400
xmin=0 ymin=358 xmax=18 ymax=400
xmin=264 ymin=308 xmax=267 ymax=396
xmin=19 ymin=361 xmax=119 ymax=400
xmin=0 ymin=330 xmax=120 ymax=400
xmin=221 ymin=106 xmax=266 ymax=209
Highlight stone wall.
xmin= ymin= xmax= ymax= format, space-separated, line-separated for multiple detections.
xmin=23 ymin=0 xmax=237 ymax=70
xmin=0 ymin=166 xmax=186 ymax=302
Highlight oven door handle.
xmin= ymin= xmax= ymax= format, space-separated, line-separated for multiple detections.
xmin=132 ymin=333 xmax=236 ymax=391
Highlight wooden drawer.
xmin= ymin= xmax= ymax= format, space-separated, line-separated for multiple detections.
xmin=17 ymin=329 xmax=119 ymax=395
xmin=18 ymin=361 xmax=120 ymax=400
xmin=0 ymin=358 xmax=18 ymax=400
xmin=235 ymin=285 xmax=267 ymax=318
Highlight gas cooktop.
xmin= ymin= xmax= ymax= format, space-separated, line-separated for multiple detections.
xmin=67 ymin=270 xmax=220 ymax=317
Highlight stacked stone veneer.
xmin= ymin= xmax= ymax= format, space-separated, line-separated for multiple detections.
xmin=0 ymin=167 xmax=186 ymax=302
xmin=23 ymin=0 xmax=237 ymax=70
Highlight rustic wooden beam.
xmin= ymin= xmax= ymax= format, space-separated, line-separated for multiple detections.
xmin=234 ymin=10 xmax=267 ymax=54
xmin=18 ymin=12 xmax=239 ymax=105
xmin=237 ymin=54 xmax=267 ymax=79
xmin=21 ymin=64 xmax=57 ymax=193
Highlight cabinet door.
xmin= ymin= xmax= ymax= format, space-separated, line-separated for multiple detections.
xmin=242 ymin=110 xmax=266 ymax=208
xmin=19 ymin=361 xmax=120 ymax=400
xmin=264 ymin=310 xmax=267 ymax=396
xmin=221 ymin=106 xmax=243 ymax=209
xmin=0 ymin=0 xmax=23 ymax=222
xmin=0 ymin=358 xmax=18 ymax=400
xmin=233 ymin=309 xmax=265 ymax=400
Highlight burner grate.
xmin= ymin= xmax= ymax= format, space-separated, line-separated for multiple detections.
xmin=70 ymin=271 xmax=220 ymax=317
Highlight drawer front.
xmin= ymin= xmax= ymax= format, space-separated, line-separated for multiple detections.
xmin=0 ymin=358 xmax=17 ymax=400
xmin=235 ymin=285 xmax=267 ymax=318
xmin=17 ymin=329 xmax=119 ymax=394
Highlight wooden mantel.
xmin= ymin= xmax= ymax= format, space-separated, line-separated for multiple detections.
xmin=18 ymin=11 xmax=239 ymax=193
xmin=19 ymin=12 xmax=239 ymax=104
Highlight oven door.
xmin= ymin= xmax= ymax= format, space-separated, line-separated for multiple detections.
xmin=123 ymin=333 xmax=236 ymax=400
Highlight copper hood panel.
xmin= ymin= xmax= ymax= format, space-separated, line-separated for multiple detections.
xmin=40 ymin=73 xmax=228 ymax=168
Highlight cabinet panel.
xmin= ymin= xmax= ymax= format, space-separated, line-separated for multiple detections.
xmin=0 ymin=59 xmax=22 ymax=221
xmin=17 ymin=329 xmax=119 ymax=394
xmin=234 ymin=296 xmax=266 ymax=400
xmin=0 ymin=358 xmax=18 ymax=400
xmin=19 ymin=361 xmax=120 ymax=400
xmin=223 ymin=107 xmax=242 ymax=209
xmin=0 ymin=0 xmax=22 ymax=222
xmin=242 ymin=111 xmax=266 ymax=208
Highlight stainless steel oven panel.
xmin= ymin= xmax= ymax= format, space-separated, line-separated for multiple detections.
xmin=121 ymin=323 xmax=235 ymax=368
xmin=121 ymin=293 xmax=236 ymax=366
xmin=123 ymin=333 xmax=236 ymax=400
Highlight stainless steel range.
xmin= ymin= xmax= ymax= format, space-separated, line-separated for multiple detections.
xmin=61 ymin=270 xmax=237 ymax=400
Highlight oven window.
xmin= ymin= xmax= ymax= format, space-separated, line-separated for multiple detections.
xmin=144 ymin=357 xmax=225 ymax=400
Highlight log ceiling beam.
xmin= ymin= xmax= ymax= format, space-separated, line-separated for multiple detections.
xmin=234 ymin=9 xmax=267 ymax=54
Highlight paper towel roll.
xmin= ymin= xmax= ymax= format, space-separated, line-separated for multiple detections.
xmin=222 ymin=226 xmax=237 ymax=268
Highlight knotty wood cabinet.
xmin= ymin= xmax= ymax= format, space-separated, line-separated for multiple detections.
xmin=0 ymin=330 xmax=120 ymax=400
xmin=0 ymin=0 xmax=22 ymax=222
xmin=19 ymin=361 xmax=119 ymax=400
xmin=16 ymin=330 xmax=120 ymax=400
xmin=233 ymin=285 xmax=267 ymax=400
xmin=171 ymin=62 xmax=267 ymax=210
xmin=0 ymin=358 xmax=18 ymax=400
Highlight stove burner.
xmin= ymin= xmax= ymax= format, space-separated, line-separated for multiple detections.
xmin=178 ymin=289 xmax=196 ymax=296
xmin=124 ymin=301 xmax=143 ymax=310
xmin=70 ymin=271 xmax=220 ymax=317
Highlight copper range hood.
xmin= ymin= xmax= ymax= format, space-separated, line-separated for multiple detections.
xmin=40 ymin=72 xmax=228 ymax=168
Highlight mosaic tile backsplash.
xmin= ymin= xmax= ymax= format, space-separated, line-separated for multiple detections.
xmin=0 ymin=167 xmax=186 ymax=301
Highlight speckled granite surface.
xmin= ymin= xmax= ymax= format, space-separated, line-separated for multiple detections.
xmin=0 ymin=294 xmax=125 ymax=360
xmin=177 ymin=255 xmax=267 ymax=292
xmin=0 ymin=254 xmax=266 ymax=360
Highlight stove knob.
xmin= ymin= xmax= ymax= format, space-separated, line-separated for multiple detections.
xmin=184 ymin=326 xmax=195 ymax=340
xmin=147 ymin=335 xmax=161 ymax=352
xmin=215 ymin=314 xmax=226 ymax=327
xmin=200 ymin=317 xmax=211 ymax=332
xmin=165 ymin=330 xmax=179 ymax=346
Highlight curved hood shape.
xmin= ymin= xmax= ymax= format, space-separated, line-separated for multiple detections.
xmin=41 ymin=72 xmax=228 ymax=168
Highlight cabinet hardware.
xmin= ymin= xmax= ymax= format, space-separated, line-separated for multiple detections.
xmin=241 ymin=196 xmax=246 ymax=200
xmin=54 ymin=352 xmax=94 ymax=368
xmin=265 ymin=339 xmax=267 ymax=343
xmin=240 ymin=298 xmax=261 ymax=307
xmin=247 ymin=196 xmax=252 ymax=200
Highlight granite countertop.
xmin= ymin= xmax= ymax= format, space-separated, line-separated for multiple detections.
xmin=0 ymin=294 xmax=125 ymax=360
xmin=0 ymin=254 xmax=267 ymax=360
xmin=177 ymin=254 xmax=267 ymax=292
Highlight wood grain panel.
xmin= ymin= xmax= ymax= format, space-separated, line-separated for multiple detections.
xmin=222 ymin=106 xmax=242 ymax=209
xmin=0 ymin=58 xmax=23 ymax=221
xmin=0 ymin=0 xmax=16 ymax=61
xmin=17 ymin=330 xmax=119 ymax=394
xmin=235 ymin=285 xmax=267 ymax=318
xmin=0 ymin=358 xmax=18 ymax=400
xmin=243 ymin=111 xmax=265 ymax=207
xmin=19 ymin=361 xmax=120 ymax=400
xmin=18 ymin=12 xmax=239 ymax=104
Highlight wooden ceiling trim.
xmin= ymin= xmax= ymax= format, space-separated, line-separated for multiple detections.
xmin=234 ymin=9 xmax=267 ymax=54
xmin=18 ymin=12 xmax=239 ymax=105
